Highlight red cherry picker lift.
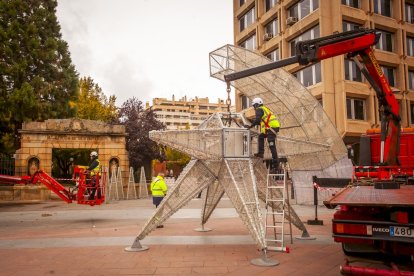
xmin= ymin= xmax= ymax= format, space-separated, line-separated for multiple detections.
xmin=224 ymin=28 xmax=414 ymax=275
xmin=0 ymin=166 xmax=105 ymax=206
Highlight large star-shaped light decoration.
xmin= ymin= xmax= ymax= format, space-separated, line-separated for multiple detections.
xmin=126 ymin=112 xmax=310 ymax=252
xmin=208 ymin=45 xmax=352 ymax=205
xmin=126 ymin=44 xmax=352 ymax=252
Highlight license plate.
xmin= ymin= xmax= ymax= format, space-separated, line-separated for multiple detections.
xmin=390 ymin=226 xmax=414 ymax=238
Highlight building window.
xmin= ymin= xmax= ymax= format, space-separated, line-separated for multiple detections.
xmin=341 ymin=0 xmax=360 ymax=8
xmin=343 ymin=21 xmax=361 ymax=31
xmin=411 ymin=103 xmax=414 ymax=124
xmin=381 ymin=65 xmax=396 ymax=87
xmin=265 ymin=0 xmax=278 ymax=12
xmin=241 ymin=95 xmax=251 ymax=109
xmin=345 ymin=59 xmax=363 ymax=82
xmin=239 ymin=7 xmax=255 ymax=32
xmin=347 ymin=98 xmax=366 ymax=120
xmin=240 ymin=0 xmax=246 ymax=7
xmin=407 ymin=36 xmax=414 ymax=56
xmin=266 ymin=48 xmax=279 ymax=61
xmin=290 ymin=25 xmax=320 ymax=56
xmin=288 ymin=0 xmax=319 ymax=21
xmin=265 ymin=18 xmax=278 ymax=37
xmin=293 ymin=62 xmax=321 ymax=87
xmin=406 ymin=3 xmax=414 ymax=23
xmin=409 ymin=70 xmax=414 ymax=90
xmin=239 ymin=34 xmax=256 ymax=50
xmin=374 ymin=0 xmax=392 ymax=17
xmin=376 ymin=29 xmax=394 ymax=52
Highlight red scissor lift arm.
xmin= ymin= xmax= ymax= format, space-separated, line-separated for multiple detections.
xmin=31 ymin=170 xmax=73 ymax=203
xmin=0 ymin=167 xmax=105 ymax=206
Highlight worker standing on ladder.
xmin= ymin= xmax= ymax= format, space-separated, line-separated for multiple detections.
xmin=244 ymin=97 xmax=280 ymax=173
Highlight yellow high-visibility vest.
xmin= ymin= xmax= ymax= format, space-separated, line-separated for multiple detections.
xmin=90 ymin=159 xmax=101 ymax=176
xmin=151 ymin=176 xmax=168 ymax=197
xmin=260 ymin=106 xmax=280 ymax=134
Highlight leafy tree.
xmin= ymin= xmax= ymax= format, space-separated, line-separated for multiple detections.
xmin=0 ymin=0 xmax=78 ymax=153
xmin=165 ymin=146 xmax=190 ymax=176
xmin=75 ymin=77 xmax=118 ymax=122
xmin=165 ymin=147 xmax=190 ymax=166
xmin=119 ymin=97 xmax=165 ymax=170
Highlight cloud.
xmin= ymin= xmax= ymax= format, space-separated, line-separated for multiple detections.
xmin=100 ymin=55 xmax=153 ymax=105
xmin=56 ymin=1 xmax=93 ymax=73
xmin=56 ymin=0 xmax=233 ymax=108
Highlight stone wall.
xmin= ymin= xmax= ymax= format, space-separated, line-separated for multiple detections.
xmin=0 ymin=185 xmax=51 ymax=201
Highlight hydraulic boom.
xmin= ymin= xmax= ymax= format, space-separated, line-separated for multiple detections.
xmin=0 ymin=168 xmax=105 ymax=206
xmin=224 ymin=29 xmax=401 ymax=165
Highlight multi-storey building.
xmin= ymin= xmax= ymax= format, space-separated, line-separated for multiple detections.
xmin=146 ymin=95 xmax=229 ymax=130
xmin=233 ymin=0 xmax=414 ymax=145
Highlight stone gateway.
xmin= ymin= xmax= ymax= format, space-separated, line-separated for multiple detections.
xmin=15 ymin=118 xmax=129 ymax=180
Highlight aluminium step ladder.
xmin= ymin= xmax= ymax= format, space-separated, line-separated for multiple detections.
xmin=264 ymin=166 xmax=293 ymax=252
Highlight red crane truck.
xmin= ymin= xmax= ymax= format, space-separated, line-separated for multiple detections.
xmin=224 ymin=28 xmax=414 ymax=274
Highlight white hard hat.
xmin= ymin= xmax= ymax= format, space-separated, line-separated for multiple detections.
xmin=252 ymin=97 xmax=263 ymax=106
xmin=90 ymin=151 xmax=98 ymax=157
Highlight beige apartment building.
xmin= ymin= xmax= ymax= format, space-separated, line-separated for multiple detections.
xmin=233 ymin=0 xmax=414 ymax=144
xmin=146 ymin=95 xmax=229 ymax=130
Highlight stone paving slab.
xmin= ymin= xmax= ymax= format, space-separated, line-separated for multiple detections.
xmin=0 ymin=244 xmax=343 ymax=276
xmin=0 ymin=234 xmax=336 ymax=249
xmin=0 ymin=198 xmax=411 ymax=275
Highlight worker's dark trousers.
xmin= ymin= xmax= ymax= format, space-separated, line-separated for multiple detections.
xmin=153 ymin=196 xmax=164 ymax=208
xmin=88 ymin=177 xmax=100 ymax=200
xmin=258 ymin=130 xmax=279 ymax=169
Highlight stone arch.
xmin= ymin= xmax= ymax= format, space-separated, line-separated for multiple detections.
xmin=27 ymin=156 xmax=40 ymax=176
xmin=15 ymin=119 xmax=130 ymax=185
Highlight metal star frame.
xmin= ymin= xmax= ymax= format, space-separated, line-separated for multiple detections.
xmin=126 ymin=44 xmax=352 ymax=252
xmin=126 ymin=113 xmax=310 ymax=252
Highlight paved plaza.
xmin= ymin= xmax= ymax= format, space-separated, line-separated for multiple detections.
xmin=0 ymin=196 xmax=406 ymax=275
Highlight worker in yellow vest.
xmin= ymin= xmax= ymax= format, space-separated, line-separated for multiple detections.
xmin=86 ymin=151 xmax=100 ymax=200
xmin=151 ymin=172 xmax=168 ymax=207
xmin=245 ymin=97 xmax=280 ymax=173
xmin=150 ymin=172 xmax=168 ymax=228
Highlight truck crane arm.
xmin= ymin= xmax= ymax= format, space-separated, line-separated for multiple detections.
xmin=224 ymin=28 xmax=400 ymax=165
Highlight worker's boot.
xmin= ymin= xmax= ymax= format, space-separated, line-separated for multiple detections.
xmin=269 ymin=159 xmax=279 ymax=174
xmin=254 ymin=153 xmax=264 ymax=158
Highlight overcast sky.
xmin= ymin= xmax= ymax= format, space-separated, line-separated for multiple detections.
xmin=56 ymin=0 xmax=234 ymax=107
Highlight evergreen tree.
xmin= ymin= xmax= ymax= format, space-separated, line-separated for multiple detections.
xmin=119 ymin=97 xmax=165 ymax=170
xmin=0 ymin=0 xmax=78 ymax=153
xmin=75 ymin=76 xmax=118 ymax=122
